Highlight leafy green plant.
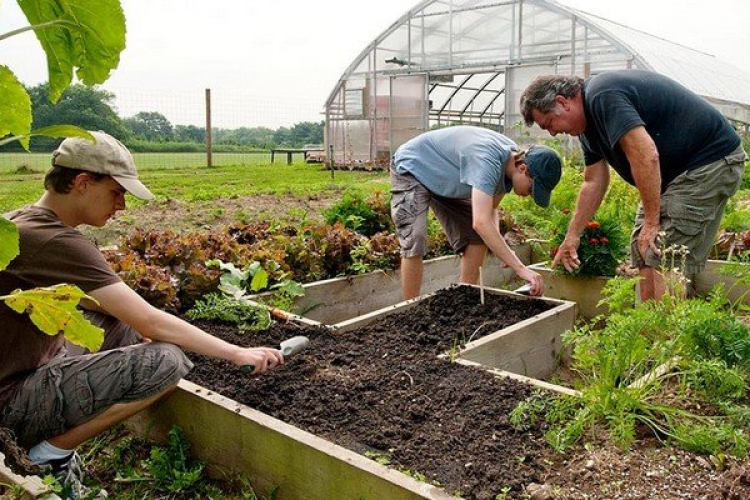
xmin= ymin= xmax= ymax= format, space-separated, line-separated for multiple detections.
xmin=0 ymin=0 xmax=127 ymax=350
xmin=528 ymin=268 xmax=750 ymax=456
xmin=208 ymin=259 xmax=305 ymax=312
xmin=0 ymin=481 xmax=26 ymax=499
xmin=108 ymin=426 xmax=205 ymax=494
xmin=141 ymin=427 xmax=205 ymax=493
xmin=550 ymin=210 xmax=628 ymax=276
xmin=186 ymin=293 xmax=271 ymax=331
xmin=323 ymin=190 xmax=393 ymax=237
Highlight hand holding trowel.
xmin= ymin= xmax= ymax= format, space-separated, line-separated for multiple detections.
xmin=242 ymin=336 xmax=311 ymax=373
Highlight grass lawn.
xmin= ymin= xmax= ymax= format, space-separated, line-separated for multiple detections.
xmin=0 ymin=151 xmax=280 ymax=173
xmin=0 ymin=158 xmax=389 ymax=213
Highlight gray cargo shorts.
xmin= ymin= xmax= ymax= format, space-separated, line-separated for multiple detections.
xmin=632 ymin=146 xmax=747 ymax=274
xmin=0 ymin=312 xmax=193 ymax=447
xmin=390 ymin=168 xmax=483 ymax=257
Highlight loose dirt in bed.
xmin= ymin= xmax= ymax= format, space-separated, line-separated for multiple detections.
xmin=185 ymin=285 xmax=750 ymax=499
xmin=186 ymin=286 xmax=555 ymax=499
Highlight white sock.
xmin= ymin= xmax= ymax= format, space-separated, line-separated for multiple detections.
xmin=28 ymin=440 xmax=74 ymax=465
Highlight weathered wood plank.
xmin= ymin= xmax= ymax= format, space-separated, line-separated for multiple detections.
xmin=694 ymin=260 xmax=750 ymax=305
xmin=528 ymin=263 xmax=609 ymax=320
xmin=454 ymin=359 xmax=581 ymax=397
xmin=0 ymin=454 xmax=50 ymax=499
xmin=457 ymin=289 xmax=577 ymax=380
xmin=127 ymin=381 xmax=456 ymax=500
xmin=257 ymin=247 xmax=529 ymax=326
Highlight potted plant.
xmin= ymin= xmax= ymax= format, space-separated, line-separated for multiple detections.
xmin=530 ymin=208 xmax=629 ymax=319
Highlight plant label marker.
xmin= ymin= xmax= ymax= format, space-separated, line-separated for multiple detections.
xmin=479 ymin=266 xmax=485 ymax=305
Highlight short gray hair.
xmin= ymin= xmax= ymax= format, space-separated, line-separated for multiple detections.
xmin=520 ymin=75 xmax=584 ymax=126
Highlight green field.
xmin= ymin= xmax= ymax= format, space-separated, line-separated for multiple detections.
xmin=0 ymin=151 xmax=294 ymax=173
xmin=0 ymin=154 xmax=389 ymax=212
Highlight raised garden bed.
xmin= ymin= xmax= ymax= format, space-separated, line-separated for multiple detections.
xmin=256 ymin=246 xmax=530 ymax=325
xmin=529 ymin=259 xmax=750 ymax=320
xmin=694 ymin=259 xmax=750 ymax=305
xmin=528 ymin=262 xmax=609 ymax=320
xmin=127 ymin=286 xmax=575 ymax=499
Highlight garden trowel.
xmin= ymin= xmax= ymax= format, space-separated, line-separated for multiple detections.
xmin=514 ymin=283 xmax=533 ymax=296
xmin=242 ymin=335 xmax=311 ymax=373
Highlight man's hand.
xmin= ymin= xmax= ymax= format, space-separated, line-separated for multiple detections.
xmin=516 ymin=267 xmax=544 ymax=296
xmin=638 ymin=221 xmax=661 ymax=261
xmin=552 ymin=234 xmax=581 ymax=272
xmin=234 ymin=347 xmax=284 ymax=374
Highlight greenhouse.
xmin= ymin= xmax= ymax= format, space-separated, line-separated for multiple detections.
xmin=324 ymin=0 xmax=750 ymax=168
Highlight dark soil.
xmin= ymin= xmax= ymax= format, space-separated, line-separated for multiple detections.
xmin=185 ymin=285 xmax=555 ymax=499
xmin=0 ymin=427 xmax=40 ymax=476
xmin=4 ymin=284 xmax=749 ymax=498
xmin=184 ymin=284 xmax=750 ymax=500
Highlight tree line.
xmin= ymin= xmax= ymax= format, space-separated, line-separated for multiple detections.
xmin=3 ymin=83 xmax=324 ymax=152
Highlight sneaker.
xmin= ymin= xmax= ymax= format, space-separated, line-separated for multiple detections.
xmin=42 ymin=451 xmax=108 ymax=499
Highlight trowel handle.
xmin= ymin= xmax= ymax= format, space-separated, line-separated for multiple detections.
xmin=242 ymin=336 xmax=311 ymax=373
xmin=280 ymin=336 xmax=311 ymax=357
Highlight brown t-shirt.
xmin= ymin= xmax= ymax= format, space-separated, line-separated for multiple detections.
xmin=0 ymin=206 xmax=121 ymax=409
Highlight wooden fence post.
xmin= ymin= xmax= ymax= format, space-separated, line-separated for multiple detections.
xmin=205 ymin=88 xmax=213 ymax=168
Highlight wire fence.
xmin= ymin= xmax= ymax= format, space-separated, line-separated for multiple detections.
xmin=0 ymin=151 xmax=316 ymax=174
xmin=111 ymin=87 xmax=324 ymax=130
xmin=0 ymin=87 xmax=325 ymax=171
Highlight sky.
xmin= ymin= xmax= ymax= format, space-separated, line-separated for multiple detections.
xmin=1 ymin=0 xmax=748 ymax=128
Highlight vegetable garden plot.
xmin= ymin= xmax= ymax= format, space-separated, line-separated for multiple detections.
xmin=253 ymin=247 xmax=531 ymax=326
xmin=129 ymin=286 xmax=575 ymax=500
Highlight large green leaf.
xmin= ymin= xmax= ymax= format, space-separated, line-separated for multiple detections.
xmin=0 ymin=217 xmax=20 ymax=271
xmin=0 ymin=124 xmax=94 ymax=148
xmin=0 ymin=65 xmax=32 ymax=149
xmin=18 ymin=0 xmax=126 ymax=103
xmin=3 ymin=284 xmax=104 ymax=352
xmin=249 ymin=268 xmax=269 ymax=292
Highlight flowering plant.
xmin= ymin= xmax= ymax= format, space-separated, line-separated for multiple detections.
xmin=550 ymin=209 xmax=628 ymax=276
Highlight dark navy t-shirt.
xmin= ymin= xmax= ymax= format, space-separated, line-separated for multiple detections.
xmin=579 ymin=70 xmax=741 ymax=192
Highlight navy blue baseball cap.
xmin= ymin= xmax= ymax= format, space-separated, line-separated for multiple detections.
xmin=504 ymin=145 xmax=562 ymax=207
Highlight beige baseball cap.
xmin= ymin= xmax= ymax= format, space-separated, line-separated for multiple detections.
xmin=52 ymin=131 xmax=154 ymax=200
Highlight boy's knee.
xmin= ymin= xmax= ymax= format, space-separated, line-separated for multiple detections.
xmin=149 ymin=343 xmax=193 ymax=382
xmin=129 ymin=343 xmax=193 ymax=398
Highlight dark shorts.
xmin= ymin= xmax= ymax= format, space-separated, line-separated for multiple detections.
xmin=0 ymin=312 xmax=193 ymax=447
xmin=390 ymin=168 xmax=483 ymax=257
xmin=631 ymin=146 xmax=746 ymax=274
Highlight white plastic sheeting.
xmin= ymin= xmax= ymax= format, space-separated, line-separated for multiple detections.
xmin=325 ymin=0 xmax=750 ymax=167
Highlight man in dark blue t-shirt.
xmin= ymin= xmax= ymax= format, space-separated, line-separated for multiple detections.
xmin=520 ymin=70 xmax=747 ymax=300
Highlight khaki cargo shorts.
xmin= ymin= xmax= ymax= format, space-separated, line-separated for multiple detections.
xmin=390 ymin=168 xmax=483 ymax=257
xmin=632 ymin=146 xmax=747 ymax=274
xmin=0 ymin=312 xmax=193 ymax=447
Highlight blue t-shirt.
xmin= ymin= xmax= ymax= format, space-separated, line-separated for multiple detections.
xmin=393 ymin=126 xmax=517 ymax=199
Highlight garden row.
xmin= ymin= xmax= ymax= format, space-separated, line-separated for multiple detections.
xmin=125 ymin=262 xmax=750 ymax=499
xmin=4 ymin=192 xmax=750 ymax=498
xmin=6 ymin=249 xmax=750 ymax=498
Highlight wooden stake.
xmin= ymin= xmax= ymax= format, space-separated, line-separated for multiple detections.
xmin=479 ymin=266 xmax=485 ymax=305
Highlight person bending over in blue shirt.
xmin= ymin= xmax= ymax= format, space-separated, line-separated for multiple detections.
xmin=390 ymin=125 xmax=562 ymax=300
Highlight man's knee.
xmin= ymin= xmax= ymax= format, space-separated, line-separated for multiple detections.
xmin=135 ymin=343 xmax=193 ymax=393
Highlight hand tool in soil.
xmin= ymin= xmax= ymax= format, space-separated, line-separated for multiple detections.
xmin=241 ymin=335 xmax=311 ymax=373
xmin=514 ymin=283 xmax=533 ymax=296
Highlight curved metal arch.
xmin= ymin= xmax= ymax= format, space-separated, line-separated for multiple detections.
xmin=325 ymin=0 xmax=655 ymax=111
xmin=459 ymin=72 xmax=503 ymax=116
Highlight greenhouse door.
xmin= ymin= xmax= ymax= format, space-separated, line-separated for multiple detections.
xmin=389 ymin=74 xmax=428 ymax=156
